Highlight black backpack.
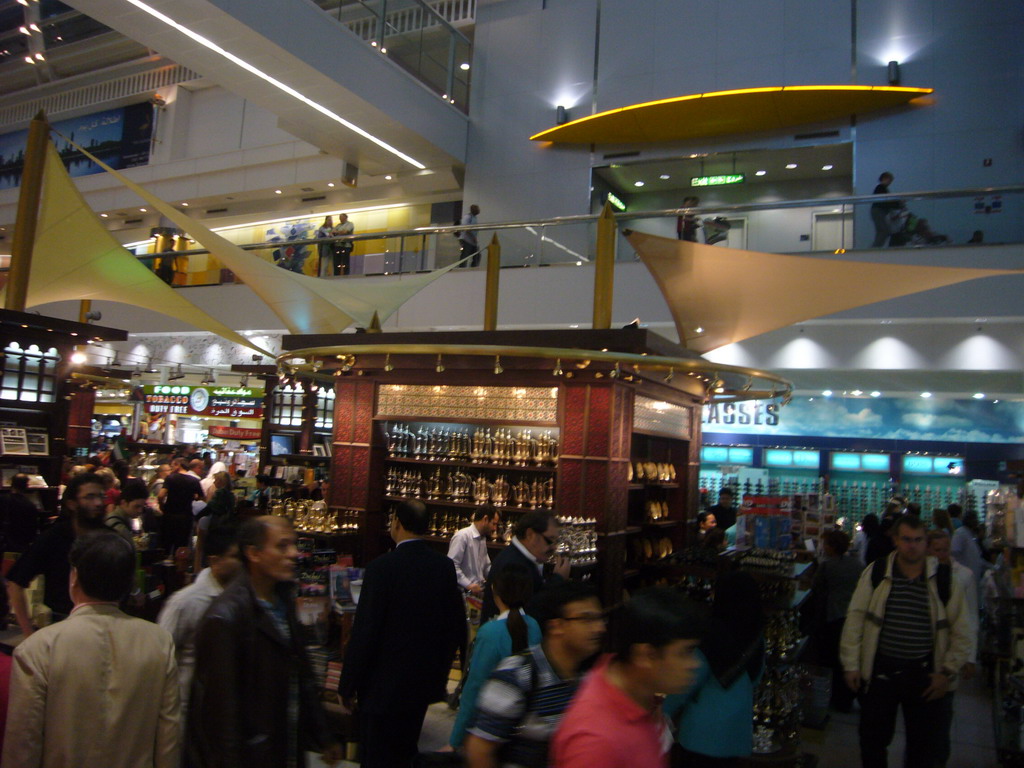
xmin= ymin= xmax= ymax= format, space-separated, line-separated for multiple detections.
xmin=870 ymin=555 xmax=951 ymax=605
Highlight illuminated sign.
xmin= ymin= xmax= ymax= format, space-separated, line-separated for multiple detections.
xmin=143 ymin=384 xmax=265 ymax=418
xmin=606 ymin=192 xmax=626 ymax=211
xmin=830 ymin=452 xmax=891 ymax=473
xmin=690 ymin=174 xmax=745 ymax=187
xmin=701 ymin=446 xmax=755 ymax=465
xmin=764 ymin=448 xmax=820 ymax=469
xmin=902 ymin=455 xmax=965 ymax=476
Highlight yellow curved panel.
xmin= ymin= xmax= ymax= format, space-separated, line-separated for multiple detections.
xmin=531 ymin=86 xmax=933 ymax=144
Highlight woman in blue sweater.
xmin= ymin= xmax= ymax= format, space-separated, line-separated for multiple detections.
xmin=448 ymin=563 xmax=542 ymax=750
xmin=664 ymin=571 xmax=765 ymax=767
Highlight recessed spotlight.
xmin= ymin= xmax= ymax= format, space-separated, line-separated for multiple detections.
xmin=659 ymin=174 xmax=670 ymax=180
xmin=694 ymin=326 xmax=704 ymax=333
xmin=822 ymin=389 xmax=833 ymax=397
xmin=100 ymin=213 xmax=108 ymax=218
xmin=460 ymin=62 xmax=470 ymax=71
xmin=973 ymin=392 xmax=985 ymax=399
xmin=755 ymin=170 xmax=766 ymax=176
xmin=633 ymin=181 xmax=645 ymax=187
xmin=920 ymin=391 xmax=932 ymax=398
xmin=327 ymin=182 xmax=335 ymax=188
xmin=274 ymin=189 xmax=282 ymax=195
xmin=139 ymin=207 xmax=147 ymax=212
xmin=785 ymin=163 xmax=797 ymax=169
xmin=384 ymin=175 xmax=393 ymax=180
xmin=821 ymin=164 xmax=834 ymax=171
xmin=181 ymin=202 xmax=189 ymax=207
xmin=870 ymin=391 xmax=881 ymax=398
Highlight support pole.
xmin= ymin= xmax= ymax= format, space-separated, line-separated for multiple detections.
xmin=483 ymin=233 xmax=501 ymax=331
xmin=78 ymin=300 xmax=92 ymax=323
xmin=592 ymin=200 xmax=616 ymax=329
xmin=6 ymin=111 xmax=49 ymax=311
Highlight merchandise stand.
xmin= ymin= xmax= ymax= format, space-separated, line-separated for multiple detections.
xmin=280 ymin=328 xmax=706 ymax=607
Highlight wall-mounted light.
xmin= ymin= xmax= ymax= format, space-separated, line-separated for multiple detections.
xmin=887 ymin=60 xmax=900 ymax=85
xmin=556 ymin=105 xmax=569 ymax=125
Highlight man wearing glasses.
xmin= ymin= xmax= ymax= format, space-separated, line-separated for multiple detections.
xmin=466 ymin=583 xmax=605 ymax=768
xmin=6 ymin=473 xmax=108 ymax=637
xmin=481 ymin=510 xmax=571 ymax=622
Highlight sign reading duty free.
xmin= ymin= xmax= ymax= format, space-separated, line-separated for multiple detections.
xmin=143 ymin=384 xmax=265 ymax=419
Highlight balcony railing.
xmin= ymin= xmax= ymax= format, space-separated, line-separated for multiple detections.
xmin=111 ymin=185 xmax=1024 ymax=288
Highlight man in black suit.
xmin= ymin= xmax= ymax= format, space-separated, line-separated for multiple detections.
xmin=481 ymin=509 xmax=570 ymax=622
xmin=339 ymin=500 xmax=466 ymax=768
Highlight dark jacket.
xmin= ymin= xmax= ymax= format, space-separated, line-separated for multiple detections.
xmin=187 ymin=572 xmax=333 ymax=768
xmin=339 ymin=538 xmax=465 ymax=714
xmin=480 ymin=539 xmax=564 ymax=622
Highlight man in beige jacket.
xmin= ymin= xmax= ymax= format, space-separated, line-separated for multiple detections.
xmin=840 ymin=515 xmax=973 ymax=768
xmin=2 ymin=531 xmax=180 ymax=768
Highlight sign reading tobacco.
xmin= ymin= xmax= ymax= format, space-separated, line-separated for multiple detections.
xmin=143 ymin=385 xmax=265 ymax=419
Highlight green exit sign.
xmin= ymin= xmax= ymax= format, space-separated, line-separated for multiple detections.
xmin=691 ymin=174 xmax=745 ymax=187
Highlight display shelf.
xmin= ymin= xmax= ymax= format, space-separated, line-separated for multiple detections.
xmin=270 ymin=454 xmax=331 ymax=463
xmin=384 ymin=455 xmax=556 ymax=473
xmin=627 ymin=483 xmax=645 ymax=491
xmin=641 ymin=519 xmax=680 ymax=529
xmin=382 ymin=494 xmax=545 ymax=515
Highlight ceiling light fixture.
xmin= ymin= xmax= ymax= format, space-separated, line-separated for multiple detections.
xmin=493 ymin=356 xmax=503 ymax=375
xmin=785 ymin=163 xmax=797 ymax=169
xmin=327 ymin=182 xmax=335 ymax=188
xmin=633 ymin=181 xmax=645 ymax=187
xmin=169 ymin=363 xmax=185 ymax=381
xmin=121 ymin=0 xmax=427 ymax=169
xmin=755 ymin=170 xmax=766 ymax=176
xmin=870 ymin=391 xmax=881 ymax=398
xmin=384 ymin=175 xmax=393 ymax=180
xmin=822 ymin=389 xmax=833 ymax=397
xmin=274 ymin=189 xmax=282 ymax=195
xmin=181 ymin=202 xmax=188 ymax=206
xmin=100 ymin=213 xmax=108 ymax=218
xmin=822 ymin=164 xmax=834 ymax=171
xmin=659 ymin=174 xmax=670 ymax=180
xmin=435 ymin=355 xmax=445 ymax=373
xmin=851 ymin=389 xmax=863 ymax=396
xmin=460 ymin=62 xmax=470 ymax=71
xmin=920 ymin=391 xmax=932 ymax=398
xmin=139 ymin=207 xmax=147 ymax=212
xmin=973 ymin=392 xmax=985 ymax=399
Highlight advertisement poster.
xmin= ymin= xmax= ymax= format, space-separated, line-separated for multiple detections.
xmin=0 ymin=102 xmax=153 ymax=191
xmin=703 ymin=397 xmax=1024 ymax=445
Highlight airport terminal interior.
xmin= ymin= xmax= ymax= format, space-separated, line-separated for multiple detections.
xmin=0 ymin=0 xmax=1022 ymax=766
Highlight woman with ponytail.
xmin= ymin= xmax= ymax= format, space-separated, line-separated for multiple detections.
xmin=447 ymin=562 xmax=542 ymax=751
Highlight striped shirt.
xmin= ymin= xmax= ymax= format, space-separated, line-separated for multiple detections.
xmin=877 ymin=565 xmax=933 ymax=660
xmin=468 ymin=644 xmax=580 ymax=768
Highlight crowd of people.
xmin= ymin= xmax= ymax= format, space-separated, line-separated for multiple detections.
xmin=0 ymin=462 xmax=994 ymax=768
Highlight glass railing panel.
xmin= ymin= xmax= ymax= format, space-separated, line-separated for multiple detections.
xmin=315 ymin=0 xmax=472 ymax=112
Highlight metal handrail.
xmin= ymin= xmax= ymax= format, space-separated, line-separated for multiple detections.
xmin=130 ymin=184 xmax=1024 ymax=260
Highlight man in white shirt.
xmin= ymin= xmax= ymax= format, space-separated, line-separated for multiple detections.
xmin=447 ymin=507 xmax=499 ymax=595
xmin=157 ymin=524 xmax=242 ymax=723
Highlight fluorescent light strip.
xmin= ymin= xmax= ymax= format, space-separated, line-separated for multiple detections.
xmin=122 ymin=203 xmax=409 ymax=250
xmin=122 ymin=0 xmax=426 ymax=170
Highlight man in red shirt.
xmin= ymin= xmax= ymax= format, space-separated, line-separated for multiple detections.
xmin=551 ymin=588 xmax=706 ymax=768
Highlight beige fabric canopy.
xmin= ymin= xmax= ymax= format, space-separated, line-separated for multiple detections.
xmin=627 ymin=230 xmax=1017 ymax=354
xmin=72 ymin=139 xmax=467 ymax=333
xmin=5 ymin=143 xmax=272 ymax=357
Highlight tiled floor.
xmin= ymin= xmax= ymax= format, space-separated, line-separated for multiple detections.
xmin=802 ymin=673 xmax=999 ymax=768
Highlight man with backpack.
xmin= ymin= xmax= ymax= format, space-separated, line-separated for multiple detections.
xmin=840 ymin=515 xmax=973 ymax=768
xmin=465 ymin=583 xmax=604 ymax=768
